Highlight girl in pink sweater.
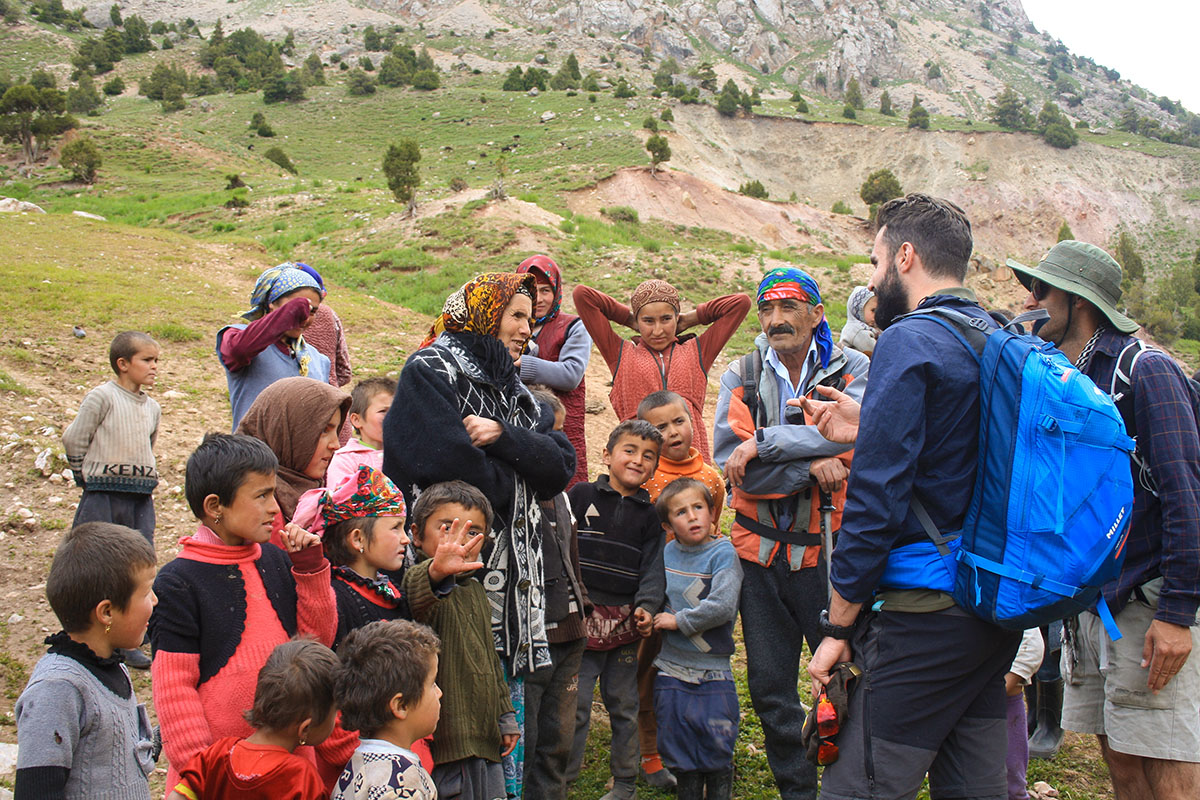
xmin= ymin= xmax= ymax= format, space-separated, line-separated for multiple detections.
xmin=149 ymin=433 xmax=349 ymax=796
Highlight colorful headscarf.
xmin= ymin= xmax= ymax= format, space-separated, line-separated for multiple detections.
xmin=420 ymin=271 xmax=536 ymax=348
xmin=516 ymin=255 xmax=563 ymax=325
xmin=756 ymin=267 xmax=835 ymax=369
xmin=296 ymin=262 xmax=325 ymax=292
xmin=293 ymin=465 xmax=407 ymax=537
xmin=242 ymin=263 xmax=325 ymax=321
xmin=630 ymin=279 xmax=681 ymax=317
xmin=847 ymin=286 xmax=875 ymax=324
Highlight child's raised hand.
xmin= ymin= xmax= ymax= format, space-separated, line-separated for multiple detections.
xmin=633 ymin=607 xmax=654 ymax=637
xmin=427 ymin=517 xmax=487 ymax=583
xmin=282 ymin=522 xmax=320 ymax=552
xmin=500 ymin=732 xmax=520 ymax=757
xmin=653 ymin=612 xmax=678 ymax=632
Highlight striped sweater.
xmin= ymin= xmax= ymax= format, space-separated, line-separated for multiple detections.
xmin=62 ymin=381 xmax=160 ymax=494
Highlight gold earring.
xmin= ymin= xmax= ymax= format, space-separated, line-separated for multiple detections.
xmin=105 ymin=623 xmax=111 ymax=634
xmin=298 ymin=737 xmax=306 ymax=746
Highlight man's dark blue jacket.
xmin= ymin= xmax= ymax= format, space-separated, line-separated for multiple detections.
xmin=831 ymin=290 xmax=996 ymax=604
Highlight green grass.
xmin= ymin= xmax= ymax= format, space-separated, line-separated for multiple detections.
xmin=145 ymin=321 xmax=203 ymax=342
xmin=0 ymin=368 xmax=30 ymax=395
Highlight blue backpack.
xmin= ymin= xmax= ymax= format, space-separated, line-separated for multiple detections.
xmin=879 ymin=308 xmax=1135 ymax=638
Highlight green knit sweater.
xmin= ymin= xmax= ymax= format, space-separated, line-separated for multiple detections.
xmin=403 ymin=563 xmax=516 ymax=765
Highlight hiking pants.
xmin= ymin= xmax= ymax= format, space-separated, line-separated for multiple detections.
xmin=820 ymin=607 xmax=1021 ymax=800
xmin=739 ymin=556 xmax=826 ymax=800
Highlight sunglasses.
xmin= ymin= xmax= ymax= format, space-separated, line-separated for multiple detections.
xmin=1030 ymin=278 xmax=1052 ymax=302
xmin=815 ymin=691 xmax=841 ymax=764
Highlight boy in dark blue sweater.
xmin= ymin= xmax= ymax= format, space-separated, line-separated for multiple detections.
xmin=566 ymin=420 xmax=665 ymax=800
xmin=651 ymin=478 xmax=743 ymax=800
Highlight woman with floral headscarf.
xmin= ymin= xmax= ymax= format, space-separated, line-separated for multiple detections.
xmin=385 ymin=272 xmax=575 ymax=796
xmin=217 ymin=263 xmax=332 ymax=428
xmin=515 ymin=254 xmax=592 ymax=487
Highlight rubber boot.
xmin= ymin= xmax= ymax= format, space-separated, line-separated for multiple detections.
xmin=121 ymin=647 xmax=151 ymax=670
xmin=1027 ymin=679 xmax=1064 ymax=760
xmin=704 ymin=768 xmax=734 ymax=800
xmin=674 ymin=770 xmax=705 ymax=800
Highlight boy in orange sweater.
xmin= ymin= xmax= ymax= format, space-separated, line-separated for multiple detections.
xmin=633 ymin=390 xmax=727 ymax=788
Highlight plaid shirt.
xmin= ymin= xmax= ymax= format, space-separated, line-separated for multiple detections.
xmin=1082 ymin=330 xmax=1200 ymax=626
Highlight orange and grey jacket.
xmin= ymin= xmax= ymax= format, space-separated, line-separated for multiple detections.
xmin=713 ymin=334 xmax=869 ymax=569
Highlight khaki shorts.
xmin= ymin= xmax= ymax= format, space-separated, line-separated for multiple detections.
xmin=1062 ymin=578 xmax=1200 ymax=762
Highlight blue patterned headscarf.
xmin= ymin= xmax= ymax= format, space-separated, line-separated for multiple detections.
xmin=241 ymin=262 xmax=325 ymax=320
xmin=756 ymin=267 xmax=834 ymax=369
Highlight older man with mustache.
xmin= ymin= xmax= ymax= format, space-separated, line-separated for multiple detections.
xmin=713 ymin=267 xmax=869 ymax=800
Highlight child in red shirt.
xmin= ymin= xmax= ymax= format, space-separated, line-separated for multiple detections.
xmin=150 ymin=433 xmax=346 ymax=794
xmin=168 ymin=640 xmax=339 ymax=800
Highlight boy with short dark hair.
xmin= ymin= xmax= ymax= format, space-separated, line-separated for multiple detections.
xmin=63 ymin=331 xmax=161 ymax=548
xmin=333 ymin=620 xmax=443 ymax=800
xmin=405 ymin=481 xmax=516 ymax=800
xmin=651 ymin=479 xmax=743 ymax=800
xmin=566 ymin=419 xmax=666 ymax=800
xmin=168 ymin=639 xmax=340 ymax=800
xmin=634 ymin=389 xmax=727 ymax=787
xmin=151 ymin=433 xmax=341 ymax=793
xmin=637 ymin=390 xmax=726 ymax=523
xmin=326 ymin=377 xmax=397 ymax=491
xmin=15 ymin=522 xmax=158 ymax=800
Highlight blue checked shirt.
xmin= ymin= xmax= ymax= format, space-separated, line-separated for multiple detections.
xmin=1083 ymin=330 xmax=1200 ymax=627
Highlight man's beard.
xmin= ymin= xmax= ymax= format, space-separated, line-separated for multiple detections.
xmin=874 ymin=260 xmax=910 ymax=330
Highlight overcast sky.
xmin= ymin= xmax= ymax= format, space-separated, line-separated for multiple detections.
xmin=1020 ymin=0 xmax=1200 ymax=112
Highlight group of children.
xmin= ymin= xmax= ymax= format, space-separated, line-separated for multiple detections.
xmin=18 ymin=261 xmax=763 ymax=800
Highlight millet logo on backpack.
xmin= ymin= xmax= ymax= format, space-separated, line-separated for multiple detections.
xmin=1107 ymin=506 xmax=1126 ymax=541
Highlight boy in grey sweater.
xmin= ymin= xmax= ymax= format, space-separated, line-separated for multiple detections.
xmin=15 ymin=522 xmax=159 ymax=800
xmin=62 ymin=331 xmax=161 ymax=549
xmin=650 ymin=478 xmax=744 ymax=800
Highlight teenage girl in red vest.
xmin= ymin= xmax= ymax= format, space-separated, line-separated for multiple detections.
xmin=516 ymin=255 xmax=593 ymax=488
xmin=573 ymin=279 xmax=750 ymax=463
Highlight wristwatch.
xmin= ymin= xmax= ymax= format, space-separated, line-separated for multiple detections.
xmin=819 ymin=609 xmax=856 ymax=640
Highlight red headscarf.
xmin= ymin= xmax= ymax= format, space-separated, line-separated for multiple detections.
xmin=516 ymin=255 xmax=563 ymax=325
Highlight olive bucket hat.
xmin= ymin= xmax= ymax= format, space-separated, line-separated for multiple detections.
xmin=1006 ymin=240 xmax=1140 ymax=334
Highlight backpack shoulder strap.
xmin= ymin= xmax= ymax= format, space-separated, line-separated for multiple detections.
xmin=738 ymin=350 xmax=764 ymax=427
xmin=1110 ymin=339 xmax=1149 ymax=439
xmin=895 ymin=306 xmax=989 ymax=360
xmin=816 ymin=346 xmax=850 ymax=392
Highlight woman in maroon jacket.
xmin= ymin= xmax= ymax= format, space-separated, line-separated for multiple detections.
xmin=516 ymin=255 xmax=593 ymax=487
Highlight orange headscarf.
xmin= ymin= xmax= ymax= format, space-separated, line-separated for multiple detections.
xmin=419 ymin=271 xmax=536 ymax=348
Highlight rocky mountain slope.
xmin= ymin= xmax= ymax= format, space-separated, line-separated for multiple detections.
xmin=72 ymin=0 xmax=1193 ymax=136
